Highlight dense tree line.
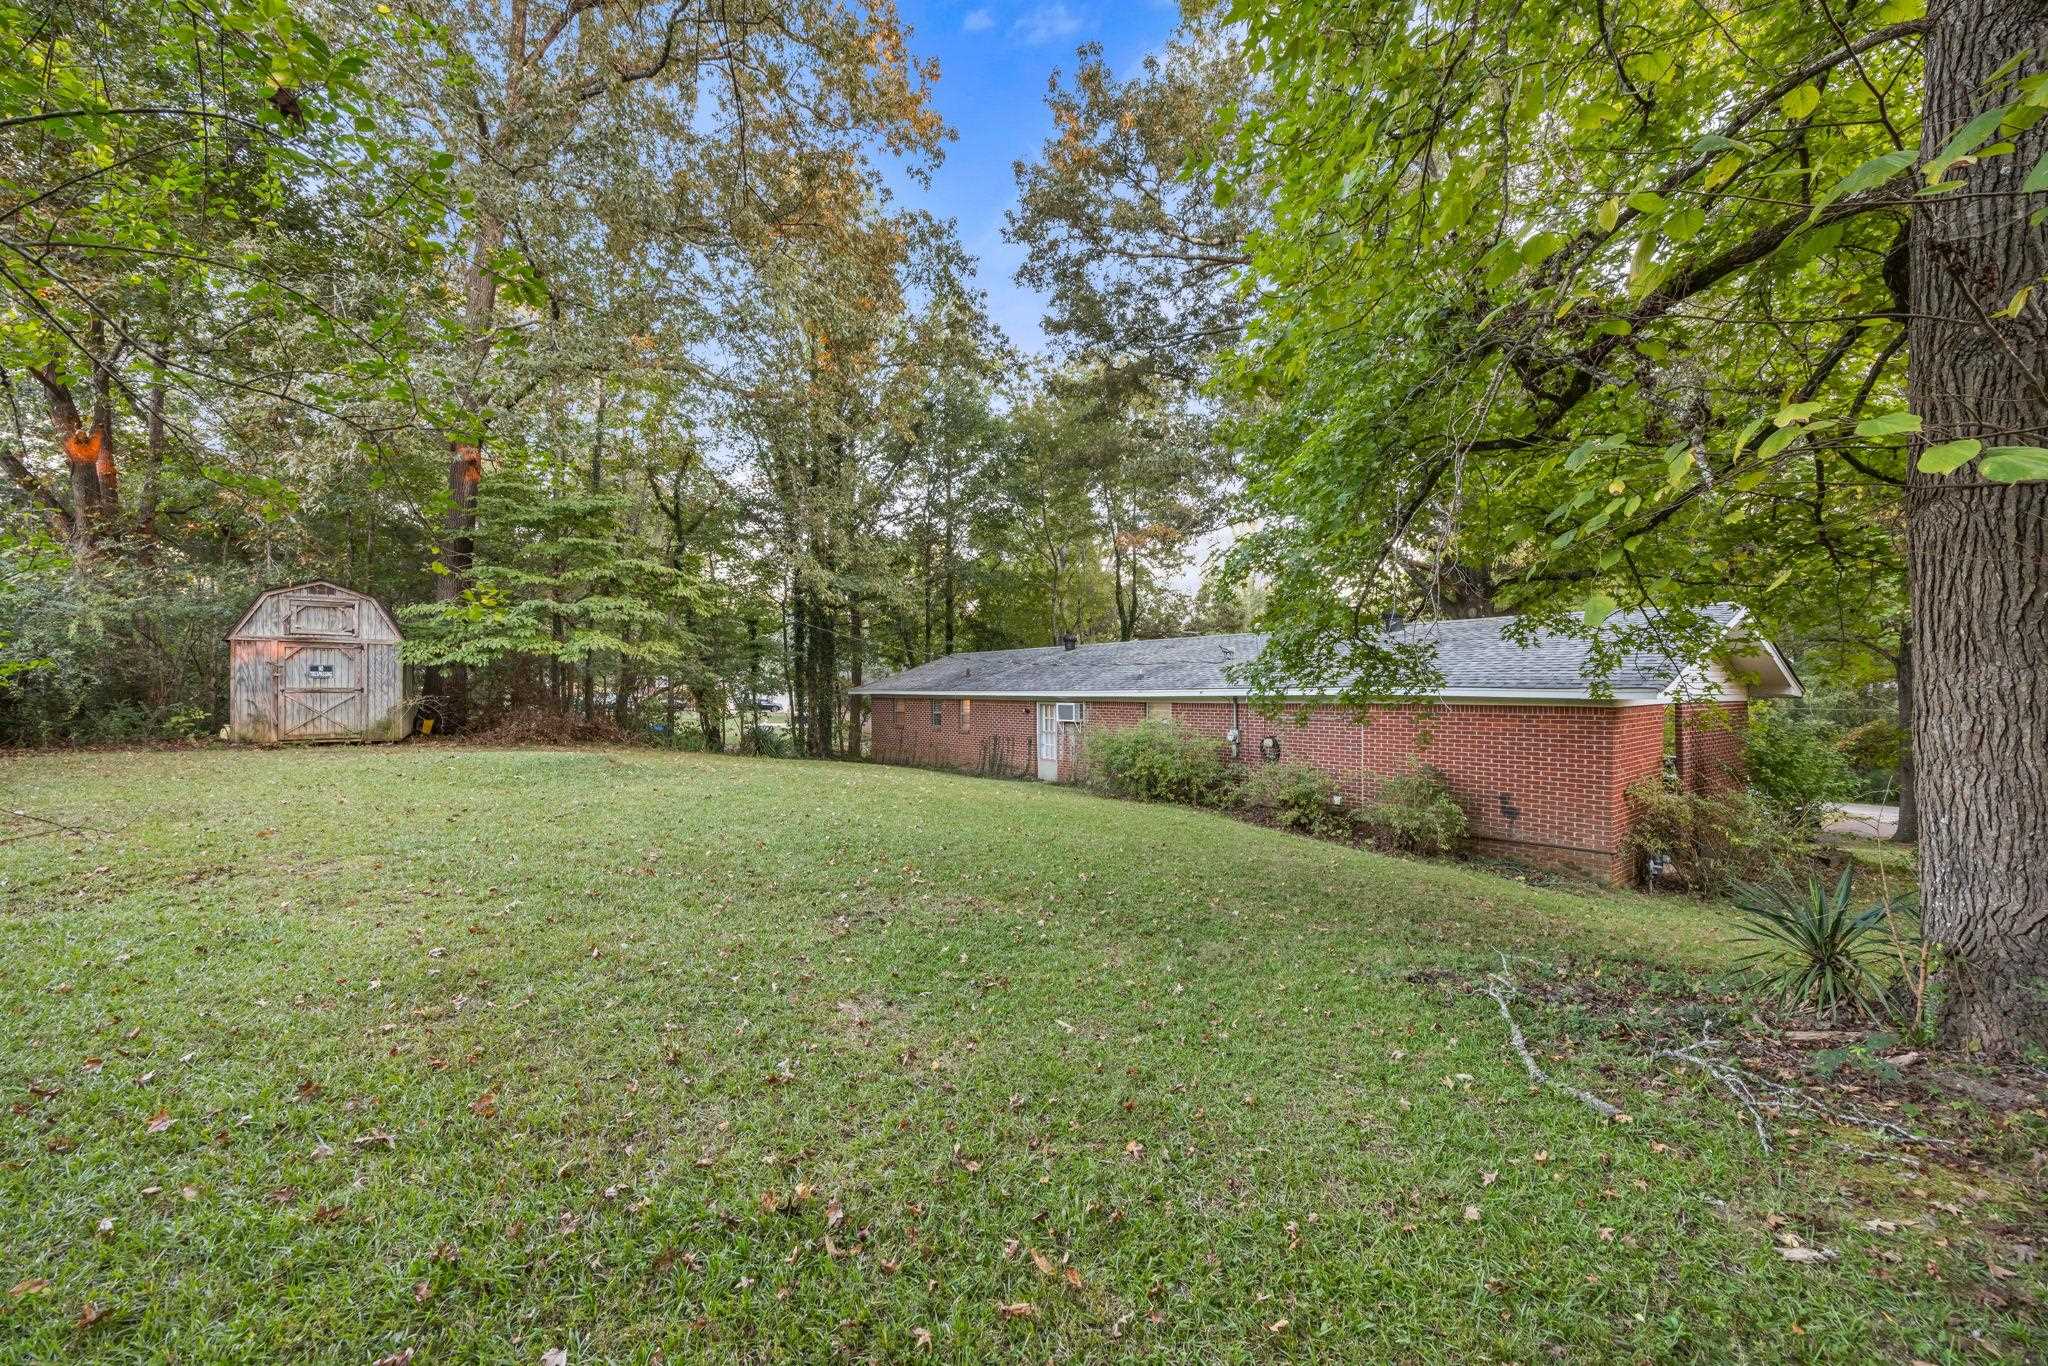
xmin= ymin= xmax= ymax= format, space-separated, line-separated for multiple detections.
xmin=0 ymin=0 xmax=1228 ymax=752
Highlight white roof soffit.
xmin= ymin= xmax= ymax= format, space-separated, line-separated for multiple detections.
xmin=1653 ymin=607 xmax=1803 ymax=700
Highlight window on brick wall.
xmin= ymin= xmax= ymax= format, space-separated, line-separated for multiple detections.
xmin=1146 ymin=700 xmax=1172 ymax=722
xmin=960 ymin=699 xmax=972 ymax=732
xmin=892 ymin=698 xmax=903 ymax=719
xmin=930 ymin=700 xmax=942 ymax=730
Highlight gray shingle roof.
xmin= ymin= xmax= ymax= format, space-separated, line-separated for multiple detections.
xmin=850 ymin=605 xmax=1771 ymax=700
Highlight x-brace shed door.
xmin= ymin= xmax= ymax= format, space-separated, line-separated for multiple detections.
xmin=275 ymin=642 xmax=366 ymax=740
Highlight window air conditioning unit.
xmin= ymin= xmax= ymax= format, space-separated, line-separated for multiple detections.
xmin=1054 ymin=702 xmax=1082 ymax=723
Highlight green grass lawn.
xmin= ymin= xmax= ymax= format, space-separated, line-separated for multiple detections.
xmin=2 ymin=748 xmax=2039 ymax=1362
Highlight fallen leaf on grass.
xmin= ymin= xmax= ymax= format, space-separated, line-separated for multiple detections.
xmin=1775 ymin=1246 xmax=1837 ymax=1264
xmin=352 ymin=1131 xmax=396 ymax=1151
xmin=998 ymin=1301 xmax=1037 ymax=1320
xmin=469 ymin=1091 xmax=497 ymax=1119
xmin=1268 ymin=1318 xmax=1289 ymax=1333
xmin=76 ymin=1301 xmax=106 ymax=1328
xmin=542 ymin=1349 xmax=568 ymax=1366
xmin=912 ymin=1327 xmax=933 ymax=1349
xmin=144 ymin=1109 xmax=174 ymax=1134
xmin=1463 ymin=1205 xmax=1481 ymax=1223
xmin=9 ymin=1278 xmax=51 ymax=1299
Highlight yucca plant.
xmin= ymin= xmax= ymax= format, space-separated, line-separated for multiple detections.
xmin=1726 ymin=869 xmax=1917 ymax=1021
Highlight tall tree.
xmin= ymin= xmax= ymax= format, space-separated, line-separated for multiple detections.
xmin=1904 ymin=0 xmax=2048 ymax=1050
xmin=391 ymin=0 xmax=944 ymax=729
xmin=1007 ymin=21 xmax=1261 ymax=396
xmin=1 ymin=0 xmax=445 ymax=557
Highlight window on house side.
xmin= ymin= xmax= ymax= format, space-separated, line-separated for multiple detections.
xmin=960 ymin=698 xmax=972 ymax=732
xmin=930 ymin=700 xmax=943 ymax=730
xmin=1146 ymin=700 xmax=1171 ymax=722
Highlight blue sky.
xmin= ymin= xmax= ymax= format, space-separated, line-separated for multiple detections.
xmin=885 ymin=0 xmax=1183 ymax=353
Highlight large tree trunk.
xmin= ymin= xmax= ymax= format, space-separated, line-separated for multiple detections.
xmin=439 ymin=443 xmax=481 ymax=730
xmin=1906 ymin=0 xmax=2048 ymax=1052
xmin=844 ymin=599 xmax=864 ymax=758
xmin=810 ymin=594 xmax=837 ymax=757
xmin=136 ymin=376 xmax=165 ymax=542
xmin=32 ymin=364 xmax=104 ymax=547
xmin=1892 ymin=633 xmax=1918 ymax=845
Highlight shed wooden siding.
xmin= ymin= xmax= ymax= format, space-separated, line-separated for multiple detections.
xmin=226 ymin=582 xmax=407 ymax=744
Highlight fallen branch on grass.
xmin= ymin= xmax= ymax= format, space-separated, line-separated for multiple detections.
xmin=1483 ymin=957 xmax=1624 ymax=1121
xmin=1656 ymin=1035 xmax=1775 ymax=1153
xmin=1655 ymin=1030 xmax=1951 ymax=1153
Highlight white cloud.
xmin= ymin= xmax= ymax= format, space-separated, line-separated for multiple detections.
xmin=1010 ymin=2 xmax=1082 ymax=45
xmin=961 ymin=7 xmax=994 ymax=32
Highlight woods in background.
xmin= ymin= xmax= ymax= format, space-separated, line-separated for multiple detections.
xmin=0 ymin=0 xmax=1228 ymax=751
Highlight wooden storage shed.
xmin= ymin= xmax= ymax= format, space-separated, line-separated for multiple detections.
xmin=226 ymin=581 xmax=407 ymax=744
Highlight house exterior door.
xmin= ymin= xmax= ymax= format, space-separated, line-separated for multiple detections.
xmin=276 ymin=643 xmax=366 ymax=741
xmin=1036 ymin=703 xmax=1059 ymax=781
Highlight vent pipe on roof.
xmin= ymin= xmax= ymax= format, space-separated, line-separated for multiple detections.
xmin=1059 ymin=633 xmax=1078 ymax=651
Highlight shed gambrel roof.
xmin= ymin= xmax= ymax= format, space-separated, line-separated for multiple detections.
xmin=226 ymin=580 xmax=403 ymax=643
xmin=850 ymin=605 xmax=1800 ymax=703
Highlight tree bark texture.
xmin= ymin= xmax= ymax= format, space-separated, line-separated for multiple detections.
xmin=1892 ymin=633 xmax=1919 ymax=845
xmin=1906 ymin=0 xmax=2048 ymax=1051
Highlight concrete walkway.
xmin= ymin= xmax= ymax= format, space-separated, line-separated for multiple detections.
xmin=1824 ymin=802 xmax=1901 ymax=840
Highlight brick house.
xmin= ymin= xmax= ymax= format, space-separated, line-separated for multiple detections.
xmin=850 ymin=607 xmax=1800 ymax=883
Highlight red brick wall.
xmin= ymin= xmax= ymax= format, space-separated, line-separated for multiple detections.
xmin=865 ymin=692 xmax=1751 ymax=884
xmin=868 ymin=696 xmax=1038 ymax=778
xmin=1608 ymin=704 xmax=1672 ymax=883
xmin=1676 ymin=701 xmax=1748 ymax=794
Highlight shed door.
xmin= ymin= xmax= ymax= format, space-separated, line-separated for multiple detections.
xmin=1035 ymin=703 xmax=1059 ymax=781
xmin=276 ymin=643 xmax=366 ymax=740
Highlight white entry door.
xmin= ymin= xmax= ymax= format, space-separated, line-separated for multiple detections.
xmin=1036 ymin=703 xmax=1059 ymax=781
